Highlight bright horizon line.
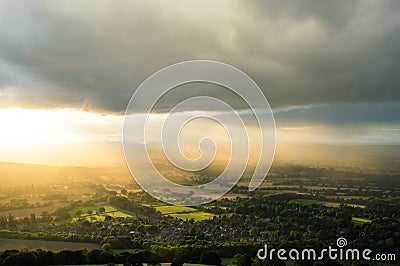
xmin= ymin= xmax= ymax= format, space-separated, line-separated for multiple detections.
xmin=0 ymin=107 xmax=399 ymax=166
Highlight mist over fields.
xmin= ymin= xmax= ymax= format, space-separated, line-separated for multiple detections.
xmin=1 ymin=144 xmax=399 ymax=187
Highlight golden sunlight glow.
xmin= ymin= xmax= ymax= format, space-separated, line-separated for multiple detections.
xmin=0 ymin=108 xmax=124 ymax=165
xmin=0 ymin=108 xmax=122 ymax=144
xmin=0 ymin=108 xmax=363 ymax=166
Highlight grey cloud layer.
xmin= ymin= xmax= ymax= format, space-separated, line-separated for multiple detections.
xmin=0 ymin=0 xmax=399 ymax=112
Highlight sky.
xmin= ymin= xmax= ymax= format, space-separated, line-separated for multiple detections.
xmin=0 ymin=0 xmax=400 ymax=165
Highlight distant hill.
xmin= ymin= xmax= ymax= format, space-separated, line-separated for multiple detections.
xmin=1 ymin=144 xmax=399 ymax=187
xmin=274 ymin=144 xmax=400 ymax=172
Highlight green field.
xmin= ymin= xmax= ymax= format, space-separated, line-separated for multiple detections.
xmin=153 ymin=205 xmax=215 ymax=221
xmin=202 ymin=206 xmax=228 ymax=210
xmin=148 ymin=264 xmax=209 ymax=266
xmin=70 ymin=203 xmax=214 ymax=222
xmin=70 ymin=204 xmax=132 ymax=222
xmin=221 ymin=258 xmax=233 ymax=266
xmin=169 ymin=212 xmax=215 ymax=221
xmin=352 ymin=217 xmax=372 ymax=223
xmin=346 ymin=203 xmax=366 ymax=208
xmin=0 ymin=238 xmax=99 ymax=251
xmin=291 ymin=199 xmax=365 ymax=208
xmin=154 ymin=205 xmax=197 ymax=214
xmin=0 ymin=203 xmax=68 ymax=218
xmin=291 ymin=199 xmax=334 ymax=206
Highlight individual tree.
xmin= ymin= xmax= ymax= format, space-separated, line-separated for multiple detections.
xmin=171 ymin=256 xmax=184 ymax=266
xmin=8 ymin=213 xmax=16 ymax=227
xmin=200 ymin=251 xmax=221 ymax=266
xmin=2 ymin=252 xmax=38 ymax=266
xmin=148 ymin=251 xmax=162 ymax=266
xmin=30 ymin=213 xmax=36 ymax=224
xmin=40 ymin=211 xmax=52 ymax=222
xmin=127 ymin=250 xmax=145 ymax=266
xmin=102 ymin=243 xmax=111 ymax=251
xmin=232 ymin=253 xmax=252 ymax=266
xmin=88 ymin=249 xmax=102 ymax=264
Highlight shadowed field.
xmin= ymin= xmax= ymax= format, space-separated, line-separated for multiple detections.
xmin=0 ymin=238 xmax=100 ymax=251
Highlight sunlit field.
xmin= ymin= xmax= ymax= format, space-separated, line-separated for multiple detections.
xmin=153 ymin=205 xmax=215 ymax=221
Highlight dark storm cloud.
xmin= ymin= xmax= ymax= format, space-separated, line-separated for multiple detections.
xmin=0 ymin=0 xmax=399 ymax=112
xmin=274 ymin=102 xmax=400 ymax=127
xmin=233 ymin=0 xmax=400 ymax=106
